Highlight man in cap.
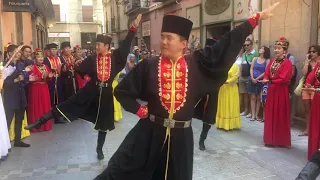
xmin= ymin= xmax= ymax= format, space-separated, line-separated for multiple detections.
xmin=25 ymin=14 xmax=142 ymax=160
xmin=60 ymin=41 xmax=78 ymax=100
xmin=94 ymin=3 xmax=279 ymax=180
xmin=193 ymin=38 xmax=219 ymax=151
xmin=44 ymin=43 xmax=66 ymax=122
xmin=132 ymin=46 xmax=140 ymax=65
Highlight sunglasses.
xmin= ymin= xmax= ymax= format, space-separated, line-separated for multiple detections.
xmin=309 ymin=51 xmax=317 ymax=53
xmin=243 ymin=44 xmax=251 ymax=47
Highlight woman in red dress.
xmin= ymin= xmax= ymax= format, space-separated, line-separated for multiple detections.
xmin=305 ymin=61 xmax=320 ymax=160
xmin=260 ymin=37 xmax=292 ymax=147
xmin=27 ymin=48 xmax=53 ymax=132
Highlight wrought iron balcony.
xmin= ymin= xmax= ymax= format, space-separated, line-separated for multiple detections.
xmin=126 ymin=0 xmax=150 ymax=15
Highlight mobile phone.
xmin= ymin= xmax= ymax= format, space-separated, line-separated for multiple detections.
xmin=308 ymin=54 xmax=312 ymax=59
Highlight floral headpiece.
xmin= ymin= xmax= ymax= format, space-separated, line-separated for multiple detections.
xmin=274 ymin=37 xmax=289 ymax=49
xmin=35 ymin=48 xmax=43 ymax=57
xmin=73 ymin=45 xmax=81 ymax=52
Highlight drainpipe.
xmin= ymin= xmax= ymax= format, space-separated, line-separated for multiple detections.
xmin=310 ymin=0 xmax=319 ymax=45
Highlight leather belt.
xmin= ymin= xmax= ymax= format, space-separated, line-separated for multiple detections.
xmin=96 ymin=81 xmax=108 ymax=88
xmin=149 ymin=114 xmax=191 ymax=128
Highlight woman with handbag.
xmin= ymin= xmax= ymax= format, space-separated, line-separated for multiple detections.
xmin=298 ymin=45 xmax=320 ymax=136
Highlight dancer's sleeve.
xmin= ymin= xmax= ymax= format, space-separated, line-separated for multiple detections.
xmin=195 ymin=14 xmax=260 ymax=79
xmin=75 ymin=56 xmax=94 ymax=78
xmin=114 ymin=59 xmax=149 ymax=118
xmin=113 ymin=26 xmax=137 ymax=70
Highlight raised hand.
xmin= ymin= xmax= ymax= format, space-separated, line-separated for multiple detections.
xmin=259 ymin=2 xmax=279 ymax=20
xmin=48 ymin=72 xmax=54 ymax=78
xmin=132 ymin=14 xmax=142 ymax=28
xmin=25 ymin=65 xmax=32 ymax=72
xmin=29 ymin=75 xmax=37 ymax=82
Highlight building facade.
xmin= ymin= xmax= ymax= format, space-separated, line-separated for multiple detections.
xmin=0 ymin=0 xmax=55 ymax=51
xmin=49 ymin=0 xmax=104 ymax=50
xmin=123 ymin=0 xmax=201 ymax=53
xmin=102 ymin=0 xmax=129 ymax=48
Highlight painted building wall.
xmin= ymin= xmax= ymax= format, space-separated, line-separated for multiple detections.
xmin=147 ymin=0 xmax=201 ymax=52
xmin=1 ymin=12 xmax=16 ymax=45
xmin=261 ymin=0 xmax=313 ymax=118
xmin=48 ymin=23 xmax=102 ymax=46
xmin=1 ymin=13 xmax=33 ymax=47
xmin=22 ymin=13 xmax=33 ymax=46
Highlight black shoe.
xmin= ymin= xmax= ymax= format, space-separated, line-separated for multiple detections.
xmin=199 ymin=139 xmax=206 ymax=151
xmin=97 ymin=148 xmax=104 ymax=160
xmin=14 ymin=141 xmax=30 ymax=147
xmin=25 ymin=117 xmax=47 ymax=130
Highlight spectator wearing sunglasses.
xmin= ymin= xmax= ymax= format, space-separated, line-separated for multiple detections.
xmin=239 ymin=38 xmax=259 ymax=118
xmin=298 ymin=45 xmax=320 ymax=137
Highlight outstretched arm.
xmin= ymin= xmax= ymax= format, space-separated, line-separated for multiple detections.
xmin=114 ymin=59 xmax=149 ymax=118
xmin=114 ymin=14 xmax=142 ymax=68
xmin=196 ymin=2 xmax=279 ymax=77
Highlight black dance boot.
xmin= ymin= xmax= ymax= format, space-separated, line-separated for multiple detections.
xmin=25 ymin=116 xmax=48 ymax=130
xmin=199 ymin=123 xmax=211 ymax=151
xmin=96 ymin=131 xmax=107 ymax=160
xmin=25 ymin=110 xmax=69 ymax=130
xmin=199 ymin=138 xmax=206 ymax=151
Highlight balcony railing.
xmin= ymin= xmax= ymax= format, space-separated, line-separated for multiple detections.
xmin=126 ymin=0 xmax=150 ymax=14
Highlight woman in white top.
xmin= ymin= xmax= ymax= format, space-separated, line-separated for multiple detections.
xmin=0 ymin=69 xmax=11 ymax=161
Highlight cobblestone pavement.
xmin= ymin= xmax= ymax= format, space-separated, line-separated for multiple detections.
xmin=0 ymin=110 xmax=312 ymax=180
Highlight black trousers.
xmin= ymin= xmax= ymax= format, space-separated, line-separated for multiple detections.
xmin=5 ymin=108 xmax=25 ymax=142
xmin=200 ymin=123 xmax=211 ymax=140
xmin=97 ymin=131 xmax=107 ymax=150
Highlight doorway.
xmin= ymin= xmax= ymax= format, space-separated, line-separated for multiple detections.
xmin=206 ymin=22 xmax=231 ymax=40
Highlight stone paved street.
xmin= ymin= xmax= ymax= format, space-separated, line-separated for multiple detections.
xmin=0 ymin=110 xmax=313 ymax=180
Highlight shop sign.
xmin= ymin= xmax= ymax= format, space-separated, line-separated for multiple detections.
xmin=2 ymin=0 xmax=34 ymax=12
xmin=48 ymin=33 xmax=70 ymax=38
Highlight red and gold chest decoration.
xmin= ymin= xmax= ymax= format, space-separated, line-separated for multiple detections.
xmin=270 ymin=59 xmax=284 ymax=77
xmin=63 ymin=55 xmax=75 ymax=69
xmin=158 ymin=56 xmax=188 ymax=116
xmin=35 ymin=64 xmax=47 ymax=74
xmin=96 ymin=53 xmax=112 ymax=82
xmin=48 ymin=56 xmax=62 ymax=74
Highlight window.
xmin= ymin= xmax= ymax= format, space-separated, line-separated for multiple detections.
xmin=82 ymin=5 xmax=93 ymax=22
xmin=53 ymin=4 xmax=60 ymax=22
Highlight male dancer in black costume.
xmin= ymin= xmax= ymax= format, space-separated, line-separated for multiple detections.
xmin=94 ymin=3 xmax=279 ymax=180
xmin=194 ymin=38 xmax=219 ymax=151
xmin=25 ymin=14 xmax=142 ymax=160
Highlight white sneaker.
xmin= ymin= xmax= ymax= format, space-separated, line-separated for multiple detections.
xmin=246 ymin=113 xmax=252 ymax=118
xmin=240 ymin=112 xmax=246 ymax=116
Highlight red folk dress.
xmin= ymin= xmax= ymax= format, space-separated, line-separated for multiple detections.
xmin=263 ymin=58 xmax=292 ymax=146
xmin=27 ymin=64 xmax=52 ymax=132
xmin=305 ymin=62 xmax=320 ymax=160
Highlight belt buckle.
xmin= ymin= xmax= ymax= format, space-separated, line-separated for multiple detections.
xmin=164 ymin=119 xmax=175 ymax=128
xmin=184 ymin=121 xmax=191 ymax=128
